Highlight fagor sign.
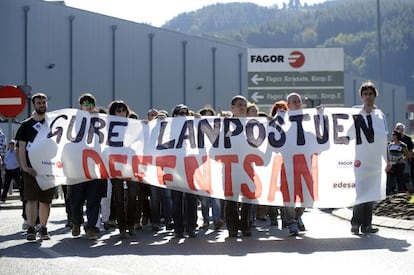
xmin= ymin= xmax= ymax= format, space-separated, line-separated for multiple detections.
xmin=247 ymin=48 xmax=344 ymax=106
xmin=249 ymin=51 xmax=306 ymax=69
xmin=250 ymin=55 xmax=284 ymax=63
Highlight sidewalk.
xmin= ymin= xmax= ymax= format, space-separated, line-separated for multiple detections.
xmin=2 ymin=189 xmax=414 ymax=231
xmin=331 ymin=208 xmax=414 ymax=231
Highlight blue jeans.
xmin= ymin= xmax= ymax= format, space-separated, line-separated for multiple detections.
xmin=70 ymin=179 xmax=103 ymax=230
xmin=200 ymin=196 xmax=221 ymax=223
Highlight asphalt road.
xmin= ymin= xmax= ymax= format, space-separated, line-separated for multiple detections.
xmin=1 ymin=205 xmax=413 ymax=275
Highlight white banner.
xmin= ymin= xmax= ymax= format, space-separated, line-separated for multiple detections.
xmin=29 ymin=107 xmax=388 ymax=208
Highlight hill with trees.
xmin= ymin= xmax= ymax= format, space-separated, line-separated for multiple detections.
xmin=163 ymin=0 xmax=414 ymax=100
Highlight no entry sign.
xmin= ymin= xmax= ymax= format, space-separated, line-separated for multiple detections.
xmin=0 ymin=85 xmax=27 ymax=117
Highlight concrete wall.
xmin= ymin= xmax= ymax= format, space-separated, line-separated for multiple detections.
xmin=0 ymin=0 xmax=246 ymax=120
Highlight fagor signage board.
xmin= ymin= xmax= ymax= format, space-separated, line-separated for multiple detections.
xmin=247 ymin=48 xmax=344 ymax=107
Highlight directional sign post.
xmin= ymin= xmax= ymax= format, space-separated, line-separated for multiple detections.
xmin=0 ymin=85 xmax=27 ymax=118
xmin=247 ymin=48 xmax=344 ymax=111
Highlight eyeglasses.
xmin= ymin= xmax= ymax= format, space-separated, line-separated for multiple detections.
xmin=116 ymin=107 xmax=127 ymax=113
xmin=82 ymin=101 xmax=95 ymax=107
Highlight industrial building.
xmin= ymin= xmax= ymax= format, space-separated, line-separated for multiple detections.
xmin=0 ymin=0 xmax=409 ymax=138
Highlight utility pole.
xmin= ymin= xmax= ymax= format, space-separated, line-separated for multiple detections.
xmin=376 ymin=0 xmax=383 ymax=93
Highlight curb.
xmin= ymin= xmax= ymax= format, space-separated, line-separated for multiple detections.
xmin=332 ymin=208 xmax=414 ymax=231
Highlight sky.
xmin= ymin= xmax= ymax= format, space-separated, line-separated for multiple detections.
xmin=63 ymin=0 xmax=327 ymax=27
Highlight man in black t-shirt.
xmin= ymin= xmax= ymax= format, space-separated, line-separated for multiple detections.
xmin=395 ymin=123 xmax=413 ymax=191
xmin=15 ymin=92 xmax=55 ymax=241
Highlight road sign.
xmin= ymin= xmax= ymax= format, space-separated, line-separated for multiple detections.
xmin=0 ymin=85 xmax=27 ymax=117
xmin=247 ymin=48 xmax=344 ymax=107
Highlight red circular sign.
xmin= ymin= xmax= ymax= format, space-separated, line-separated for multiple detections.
xmin=0 ymin=86 xmax=27 ymax=117
xmin=288 ymin=51 xmax=306 ymax=68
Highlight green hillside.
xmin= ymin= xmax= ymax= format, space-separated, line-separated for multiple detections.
xmin=163 ymin=0 xmax=414 ymax=99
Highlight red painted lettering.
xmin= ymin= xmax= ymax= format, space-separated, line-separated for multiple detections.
xmin=82 ymin=149 xmax=110 ymax=179
xmin=155 ymin=156 xmax=176 ymax=185
xmin=215 ymin=154 xmax=238 ymax=196
xmin=241 ymin=154 xmax=263 ymax=199
xmin=131 ymin=155 xmax=153 ymax=181
xmin=184 ymin=155 xmax=212 ymax=193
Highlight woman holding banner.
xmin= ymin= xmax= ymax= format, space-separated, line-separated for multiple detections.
xmin=108 ymin=100 xmax=140 ymax=239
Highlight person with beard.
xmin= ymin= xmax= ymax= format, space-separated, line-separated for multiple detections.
xmin=15 ymin=93 xmax=56 ymax=241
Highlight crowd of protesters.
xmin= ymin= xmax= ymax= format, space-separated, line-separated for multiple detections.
xmin=2 ymin=80 xmax=413 ymax=241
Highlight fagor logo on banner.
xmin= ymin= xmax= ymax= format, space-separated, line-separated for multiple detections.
xmin=288 ymin=51 xmax=305 ymax=68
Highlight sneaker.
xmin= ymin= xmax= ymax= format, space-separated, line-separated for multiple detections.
xmin=214 ymin=219 xmax=224 ymax=231
xmin=39 ymin=227 xmax=50 ymax=240
xmin=86 ymin=228 xmax=98 ymax=240
xmin=26 ymin=226 xmax=36 ymax=241
xmin=351 ymin=225 xmax=360 ymax=235
xmin=72 ymin=224 xmax=81 ymax=237
xmin=361 ymin=226 xmax=379 ymax=234
xmin=288 ymin=224 xmax=299 ymax=236
xmin=128 ymin=227 xmax=136 ymax=236
xmin=34 ymin=224 xmax=41 ymax=232
xmin=119 ymin=229 xmax=127 ymax=239
xmin=188 ymin=230 xmax=197 ymax=238
xmin=166 ymin=221 xmax=174 ymax=231
xmin=151 ymin=224 xmax=161 ymax=232
xmin=242 ymin=229 xmax=252 ymax=237
xmin=107 ymin=219 xmax=117 ymax=227
xmin=22 ymin=220 xmax=29 ymax=231
xmin=228 ymin=230 xmax=238 ymax=238
xmin=201 ymin=222 xmax=209 ymax=229
xmin=103 ymin=222 xmax=111 ymax=231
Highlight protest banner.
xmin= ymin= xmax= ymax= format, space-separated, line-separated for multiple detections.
xmin=29 ymin=107 xmax=388 ymax=208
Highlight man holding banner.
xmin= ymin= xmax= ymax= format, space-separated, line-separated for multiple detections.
xmin=16 ymin=93 xmax=55 ymax=241
xmin=225 ymin=95 xmax=252 ymax=238
xmin=350 ymin=81 xmax=384 ymax=235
